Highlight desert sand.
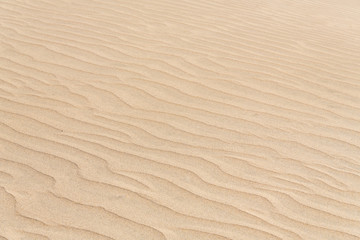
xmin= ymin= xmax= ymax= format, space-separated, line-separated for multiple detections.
xmin=1 ymin=0 xmax=360 ymax=239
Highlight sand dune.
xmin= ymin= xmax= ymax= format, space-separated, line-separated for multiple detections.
xmin=1 ymin=0 xmax=360 ymax=239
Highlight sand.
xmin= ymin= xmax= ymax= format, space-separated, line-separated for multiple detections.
xmin=1 ymin=0 xmax=360 ymax=239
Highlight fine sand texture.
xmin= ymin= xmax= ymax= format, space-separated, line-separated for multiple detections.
xmin=1 ymin=0 xmax=360 ymax=239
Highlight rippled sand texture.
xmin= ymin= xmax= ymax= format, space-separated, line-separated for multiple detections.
xmin=1 ymin=0 xmax=360 ymax=239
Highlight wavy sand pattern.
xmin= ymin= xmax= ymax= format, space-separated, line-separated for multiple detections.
xmin=1 ymin=0 xmax=360 ymax=239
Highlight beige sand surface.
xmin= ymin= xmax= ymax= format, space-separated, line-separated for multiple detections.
xmin=1 ymin=0 xmax=360 ymax=239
